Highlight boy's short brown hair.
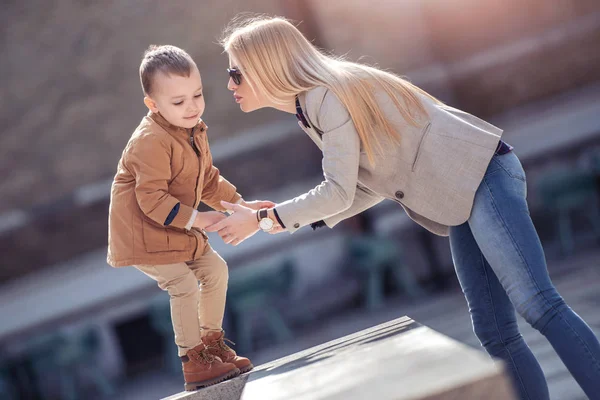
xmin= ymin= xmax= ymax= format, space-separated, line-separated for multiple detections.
xmin=139 ymin=45 xmax=196 ymax=95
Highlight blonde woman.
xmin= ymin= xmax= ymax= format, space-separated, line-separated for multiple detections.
xmin=206 ymin=15 xmax=600 ymax=399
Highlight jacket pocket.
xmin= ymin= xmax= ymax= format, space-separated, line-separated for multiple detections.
xmin=411 ymin=122 xmax=432 ymax=172
xmin=167 ymin=230 xmax=193 ymax=251
xmin=142 ymin=218 xmax=193 ymax=253
xmin=141 ymin=218 xmax=169 ymax=252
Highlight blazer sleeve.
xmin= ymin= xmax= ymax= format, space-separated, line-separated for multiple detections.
xmin=323 ymin=185 xmax=385 ymax=228
xmin=275 ymin=89 xmax=361 ymax=233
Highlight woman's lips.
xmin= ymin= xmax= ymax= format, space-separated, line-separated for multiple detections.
xmin=234 ymin=95 xmax=243 ymax=103
xmin=183 ymin=113 xmax=199 ymax=119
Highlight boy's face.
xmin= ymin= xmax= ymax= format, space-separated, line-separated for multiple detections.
xmin=144 ymin=65 xmax=205 ymax=129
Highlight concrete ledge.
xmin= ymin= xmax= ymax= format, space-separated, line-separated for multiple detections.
xmin=163 ymin=317 xmax=515 ymax=400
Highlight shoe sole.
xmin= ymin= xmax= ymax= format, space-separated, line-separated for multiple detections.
xmin=239 ymin=363 xmax=254 ymax=374
xmin=184 ymin=368 xmax=241 ymax=391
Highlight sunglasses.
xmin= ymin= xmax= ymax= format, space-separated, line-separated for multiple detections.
xmin=227 ymin=68 xmax=242 ymax=85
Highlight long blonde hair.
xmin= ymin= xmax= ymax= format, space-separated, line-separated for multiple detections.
xmin=221 ymin=15 xmax=441 ymax=165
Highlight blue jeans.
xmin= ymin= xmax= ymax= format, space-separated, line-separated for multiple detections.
xmin=449 ymin=151 xmax=600 ymax=400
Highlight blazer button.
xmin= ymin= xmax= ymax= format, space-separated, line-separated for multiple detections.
xmin=395 ymin=190 xmax=404 ymax=199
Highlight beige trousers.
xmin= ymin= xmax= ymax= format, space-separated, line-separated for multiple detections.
xmin=135 ymin=243 xmax=228 ymax=356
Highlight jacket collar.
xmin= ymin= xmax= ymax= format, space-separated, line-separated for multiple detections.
xmin=297 ymin=92 xmax=308 ymax=121
xmin=295 ymin=95 xmax=311 ymax=128
xmin=148 ymin=111 xmax=207 ymax=134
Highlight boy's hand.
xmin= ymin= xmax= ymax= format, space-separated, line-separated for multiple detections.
xmin=267 ymin=225 xmax=286 ymax=235
xmin=239 ymin=199 xmax=276 ymax=211
xmin=193 ymin=211 xmax=227 ymax=230
xmin=205 ymin=201 xmax=260 ymax=246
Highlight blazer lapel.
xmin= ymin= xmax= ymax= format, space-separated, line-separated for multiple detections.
xmin=297 ymin=92 xmax=323 ymax=150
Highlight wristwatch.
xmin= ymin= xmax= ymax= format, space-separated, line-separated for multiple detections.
xmin=257 ymin=209 xmax=274 ymax=232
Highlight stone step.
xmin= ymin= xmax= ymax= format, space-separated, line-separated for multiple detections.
xmin=162 ymin=316 xmax=515 ymax=400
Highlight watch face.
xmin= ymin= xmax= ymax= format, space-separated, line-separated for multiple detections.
xmin=259 ymin=218 xmax=274 ymax=231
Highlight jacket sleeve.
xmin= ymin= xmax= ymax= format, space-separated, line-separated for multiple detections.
xmin=126 ymin=133 xmax=195 ymax=229
xmin=275 ymin=89 xmax=361 ymax=233
xmin=324 ymin=185 xmax=385 ymax=228
xmin=201 ymin=141 xmax=241 ymax=211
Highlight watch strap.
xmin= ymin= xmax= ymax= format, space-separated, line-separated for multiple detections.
xmin=259 ymin=209 xmax=269 ymax=220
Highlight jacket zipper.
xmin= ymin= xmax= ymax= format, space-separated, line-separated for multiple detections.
xmin=188 ymin=126 xmax=204 ymax=257
xmin=189 ymin=126 xmax=200 ymax=156
xmin=188 ymin=127 xmax=201 ymax=208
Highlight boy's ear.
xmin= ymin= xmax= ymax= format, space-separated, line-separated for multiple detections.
xmin=144 ymin=96 xmax=158 ymax=113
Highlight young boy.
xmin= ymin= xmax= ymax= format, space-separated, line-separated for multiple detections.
xmin=107 ymin=45 xmax=269 ymax=390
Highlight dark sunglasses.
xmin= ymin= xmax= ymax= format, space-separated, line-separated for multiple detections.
xmin=227 ymin=68 xmax=242 ymax=85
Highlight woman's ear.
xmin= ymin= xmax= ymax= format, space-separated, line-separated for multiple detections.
xmin=143 ymin=96 xmax=158 ymax=113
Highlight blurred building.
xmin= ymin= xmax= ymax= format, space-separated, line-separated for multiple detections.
xmin=0 ymin=0 xmax=599 ymax=398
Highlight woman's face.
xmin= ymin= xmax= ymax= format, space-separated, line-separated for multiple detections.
xmin=227 ymin=59 xmax=266 ymax=113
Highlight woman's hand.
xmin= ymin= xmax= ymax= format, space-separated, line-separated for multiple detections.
xmin=192 ymin=211 xmax=227 ymax=230
xmin=205 ymin=201 xmax=260 ymax=246
xmin=240 ymin=199 xmax=276 ymax=211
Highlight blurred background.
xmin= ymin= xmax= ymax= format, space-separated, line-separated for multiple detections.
xmin=1 ymin=0 xmax=600 ymax=399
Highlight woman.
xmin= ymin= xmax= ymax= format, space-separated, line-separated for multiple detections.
xmin=206 ymin=15 xmax=600 ymax=399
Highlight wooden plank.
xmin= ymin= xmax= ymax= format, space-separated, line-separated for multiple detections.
xmin=160 ymin=253 xmax=598 ymax=400
xmin=163 ymin=317 xmax=515 ymax=400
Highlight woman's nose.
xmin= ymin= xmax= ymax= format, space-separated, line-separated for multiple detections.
xmin=227 ymin=77 xmax=236 ymax=91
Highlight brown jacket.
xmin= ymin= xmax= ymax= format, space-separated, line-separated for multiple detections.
xmin=107 ymin=112 xmax=241 ymax=267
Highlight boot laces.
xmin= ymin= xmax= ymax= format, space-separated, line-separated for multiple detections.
xmin=208 ymin=335 xmax=236 ymax=356
xmin=218 ymin=337 xmax=236 ymax=353
xmin=190 ymin=345 xmax=216 ymax=364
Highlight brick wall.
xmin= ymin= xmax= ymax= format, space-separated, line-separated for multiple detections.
xmin=1 ymin=0 xmax=599 ymax=282
xmin=0 ymin=0 xmax=286 ymax=213
xmin=310 ymin=0 xmax=600 ymax=115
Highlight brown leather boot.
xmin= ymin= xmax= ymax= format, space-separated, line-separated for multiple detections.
xmin=181 ymin=342 xmax=240 ymax=391
xmin=203 ymin=330 xmax=254 ymax=374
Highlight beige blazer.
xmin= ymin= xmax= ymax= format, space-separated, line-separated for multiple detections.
xmin=275 ymin=86 xmax=503 ymax=236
